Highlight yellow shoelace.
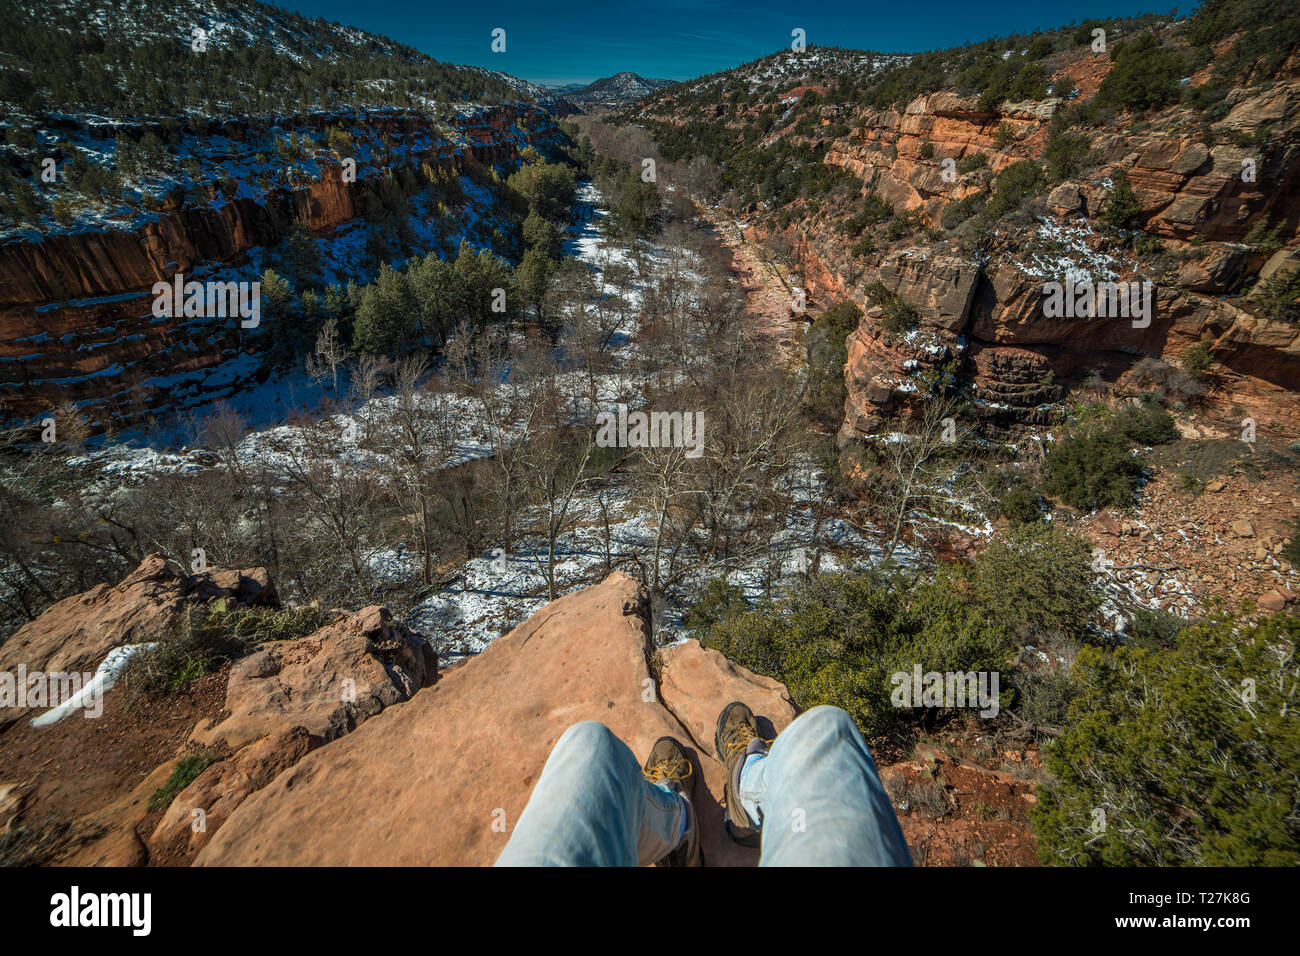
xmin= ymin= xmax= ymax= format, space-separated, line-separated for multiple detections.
xmin=725 ymin=723 xmax=775 ymax=761
xmin=644 ymin=757 xmax=692 ymax=784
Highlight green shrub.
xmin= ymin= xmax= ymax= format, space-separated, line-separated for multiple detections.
xmin=919 ymin=141 xmax=935 ymax=159
xmin=1251 ymin=268 xmax=1300 ymax=323
xmin=1186 ymin=0 xmax=1300 ymax=83
xmin=1112 ymin=401 xmax=1177 ymax=446
xmin=0 ymin=168 xmax=48 ymax=226
xmin=985 ymin=161 xmax=1044 ymax=219
xmin=1096 ymin=34 xmax=1186 ymax=112
xmin=684 ymin=576 xmax=749 ymax=634
xmin=1026 ymin=35 xmax=1055 ymax=60
xmin=126 ymin=600 xmax=334 ymax=699
xmin=1100 ymin=169 xmax=1142 ymax=230
xmin=942 ymin=193 xmax=986 ymax=230
xmin=1033 ymin=610 xmax=1300 ymax=865
xmin=698 ymin=524 xmax=1101 ymax=738
xmin=865 ymin=280 xmax=919 ymax=333
xmin=1052 ymin=74 xmax=1080 ymax=99
xmin=1281 ymin=515 xmax=1300 ymax=565
xmin=1127 ymin=607 xmax=1190 ymax=649
xmin=973 ymin=522 xmax=1100 ymax=646
xmin=326 ymin=126 xmax=355 ymax=154
xmin=1043 ymin=429 xmax=1147 ymax=511
xmin=1243 ymin=218 xmax=1285 ymax=257
xmin=998 ymin=484 xmax=1043 ymax=524
xmin=1007 ymin=665 xmax=1077 ymax=730
xmin=1044 ymin=131 xmax=1092 ymax=182
xmin=149 ymin=750 xmax=222 ymax=811
xmin=700 ymin=568 xmax=1014 ymax=738
xmin=838 ymin=191 xmax=894 ymax=237
xmin=1181 ymin=338 xmax=1215 ymax=378
xmin=956 ymin=153 xmax=988 ymax=174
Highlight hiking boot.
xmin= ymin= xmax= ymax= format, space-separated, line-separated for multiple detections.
xmin=642 ymin=735 xmax=702 ymax=867
xmin=715 ymin=701 xmax=768 ymax=847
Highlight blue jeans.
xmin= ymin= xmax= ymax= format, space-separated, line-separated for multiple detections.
xmin=495 ymin=705 xmax=912 ymax=866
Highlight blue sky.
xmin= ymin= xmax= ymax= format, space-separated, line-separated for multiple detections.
xmin=282 ymin=1 xmax=1192 ymax=86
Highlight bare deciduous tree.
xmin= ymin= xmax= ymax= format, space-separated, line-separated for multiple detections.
xmin=865 ymin=396 xmax=962 ymax=562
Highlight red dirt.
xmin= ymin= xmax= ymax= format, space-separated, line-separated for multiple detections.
xmin=881 ymin=742 xmax=1044 ymax=867
xmin=0 ymin=668 xmax=229 ymax=854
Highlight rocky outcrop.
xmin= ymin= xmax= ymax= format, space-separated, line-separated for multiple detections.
xmin=824 ymin=62 xmax=1299 ymax=246
xmin=834 ymin=243 xmax=1300 ymax=445
xmin=197 ymin=572 xmax=798 ymax=866
xmin=799 ymin=56 xmax=1300 ymax=446
xmin=1 ymin=558 xmax=1045 ymax=865
xmin=877 ymin=250 xmax=980 ymax=331
xmin=0 ymin=555 xmax=435 ymax=865
xmin=0 ymin=555 xmax=272 ymax=731
xmin=826 ymin=90 xmax=1026 ymax=224
xmin=0 ymin=559 xmax=801 ymax=867
xmin=190 ymin=605 xmax=437 ymax=751
xmin=1116 ymin=82 xmax=1300 ymax=241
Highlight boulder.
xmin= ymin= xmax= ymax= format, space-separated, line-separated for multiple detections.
xmin=877 ymin=251 xmax=979 ymax=331
xmin=1258 ymin=591 xmax=1288 ymax=612
xmin=190 ymin=606 xmax=437 ymax=751
xmin=0 ymin=555 xmax=182 ymax=683
xmin=1093 ymin=512 xmax=1123 ymax=537
xmin=197 ymin=573 xmax=797 ymax=867
xmin=1046 ymin=182 xmax=1083 ymax=215
xmin=0 ymin=554 xmax=273 ymax=730
xmin=1175 ymin=245 xmax=1248 ymax=294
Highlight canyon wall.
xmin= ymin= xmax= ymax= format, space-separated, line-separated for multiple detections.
xmin=801 ymin=72 xmax=1300 ymax=443
xmin=0 ymin=105 xmax=561 ymax=426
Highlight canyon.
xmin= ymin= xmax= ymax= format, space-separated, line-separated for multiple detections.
xmin=0 ymin=104 xmax=564 ymax=425
xmin=635 ymin=44 xmax=1300 ymax=444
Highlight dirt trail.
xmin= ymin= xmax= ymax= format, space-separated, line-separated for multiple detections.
xmin=699 ymin=209 xmax=805 ymax=367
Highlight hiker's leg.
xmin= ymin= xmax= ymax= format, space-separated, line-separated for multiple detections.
xmin=741 ymin=705 xmax=912 ymax=866
xmin=495 ymin=720 xmax=685 ymax=866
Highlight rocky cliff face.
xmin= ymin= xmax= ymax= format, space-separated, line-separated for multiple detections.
xmin=796 ymin=70 xmax=1300 ymax=445
xmin=0 ymin=105 xmax=559 ymax=426
xmin=194 ymin=572 xmax=799 ymax=866
xmin=817 ymin=241 xmax=1300 ymax=444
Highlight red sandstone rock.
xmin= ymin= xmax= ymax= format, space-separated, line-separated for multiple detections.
xmin=196 ymin=573 xmax=796 ymax=867
xmin=149 ymin=726 xmax=321 ymax=859
xmin=1258 ymin=590 xmax=1288 ymax=612
xmin=190 ymin=605 xmax=437 ymax=751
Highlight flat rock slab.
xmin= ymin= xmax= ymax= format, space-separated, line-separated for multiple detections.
xmin=198 ymin=573 xmax=796 ymax=866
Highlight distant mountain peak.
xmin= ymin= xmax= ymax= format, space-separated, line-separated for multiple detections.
xmin=562 ymin=72 xmax=677 ymax=108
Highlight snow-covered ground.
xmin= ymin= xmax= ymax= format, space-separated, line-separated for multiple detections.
xmin=1017 ymin=217 xmax=1122 ymax=285
xmin=403 ymin=457 xmax=923 ymax=657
